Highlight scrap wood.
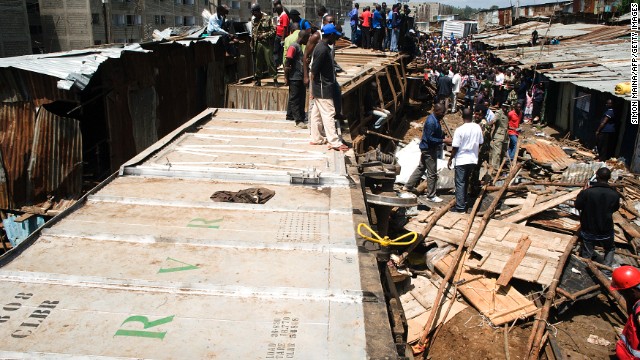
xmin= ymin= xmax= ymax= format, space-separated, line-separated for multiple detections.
xmin=614 ymin=212 xmax=640 ymax=239
xmin=496 ymin=235 xmax=532 ymax=287
xmin=405 ymin=211 xmax=573 ymax=285
xmin=400 ymin=276 xmax=467 ymax=344
xmin=413 ymin=185 xmax=488 ymax=354
xmin=416 ymin=165 xmax=524 ymax=354
xmin=526 ymin=234 xmax=578 ymax=360
xmin=435 ymin=253 xmax=538 ymax=325
xmin=397 ymin=199 xmax=455 ymax=266
xmin=502 ymin=189 xmax=581 ymax=223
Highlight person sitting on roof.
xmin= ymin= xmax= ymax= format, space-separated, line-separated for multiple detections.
xmin=207 ymin=5 xmax=239 ymax=58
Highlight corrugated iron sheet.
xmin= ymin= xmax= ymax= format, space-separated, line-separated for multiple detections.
xmin=0 ymin=45 xmax=149 ymax=91
xmin=28 ymin=108 xmax=82 ymax=203
xmin=0 ymin=102 xmax=35 ymax=209
xmin=488 ymin=25 xmax=631 ymax=99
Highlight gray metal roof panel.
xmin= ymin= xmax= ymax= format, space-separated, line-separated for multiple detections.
xmin=0 ymin=108 xmax=383 ymax=358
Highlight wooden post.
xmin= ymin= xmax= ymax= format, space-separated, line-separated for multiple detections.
xmin=412 ymin=185 xmax=487 ymax=355
xmin=526 ymin=234 xmax=578 ymax=360
xmin=415 ymin=164 xmax=523 ymax=354
xmin=585 ymin=260 xmax=627 ymax=314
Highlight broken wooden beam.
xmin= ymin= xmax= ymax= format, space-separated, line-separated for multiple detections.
xmin=585 ymin=259 xmax=627 ymax=314
xmin=526 ymin=234 xmax=578 ymax=360
xmin=496 ymin=235 xmax=531 ymax=287
xmin=413 ymin=186 xmax=488 ymax=354
xmin=503 ymin=189 xmax=580 ymax=223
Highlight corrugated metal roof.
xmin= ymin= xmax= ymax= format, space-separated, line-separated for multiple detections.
xmin=0 ymin=45 xmax=148 ymax=91
xmin=0 ymin=108 xmax=391 ymax=358
xmin=486 ymin=24 xmax=631 ymax=99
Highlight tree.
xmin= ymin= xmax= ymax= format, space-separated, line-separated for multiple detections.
xmin=489 ymin=5 xmax=500 ymax=10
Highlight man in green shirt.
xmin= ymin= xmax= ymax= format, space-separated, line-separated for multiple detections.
xmin=251 ymin=4 xmax=278 ymax=87
xmin=282 ymin=22 xmax=302 ymax=65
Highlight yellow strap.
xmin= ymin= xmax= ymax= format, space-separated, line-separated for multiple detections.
xmin=357 ymin=223 xmax=417 ymax=247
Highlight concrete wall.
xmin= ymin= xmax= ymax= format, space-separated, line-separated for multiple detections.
xmin=0 ymin=0 xmax=33 ymax=57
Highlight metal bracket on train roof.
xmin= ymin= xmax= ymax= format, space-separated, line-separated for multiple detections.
xmin=288 ymin=168 xmax=320 ymax=185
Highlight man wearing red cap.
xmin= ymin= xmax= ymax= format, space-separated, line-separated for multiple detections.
xmin=611 ymin=266 xmax=640 ymax=359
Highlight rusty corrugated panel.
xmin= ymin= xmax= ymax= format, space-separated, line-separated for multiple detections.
xmin=584 ymin=0 xmax=595 ymax=13
xmin=522 ymin=140 xmax=576 ymax=171
xmin=27 ymin=107 xmax=82 ymax=203
xmin=0 ymin=102 xmax=36 ymax=209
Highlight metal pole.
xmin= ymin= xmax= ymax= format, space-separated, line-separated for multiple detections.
xmin=102 ymin=0 xmax=110 ymax=44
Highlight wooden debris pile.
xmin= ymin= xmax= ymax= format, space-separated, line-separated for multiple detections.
xmin=390 ymin=147 xmax=640 ymax=359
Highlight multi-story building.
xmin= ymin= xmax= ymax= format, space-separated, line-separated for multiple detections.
xmin=0 ymin=0 xmax=32 ymax=57
xmin=36 ymin=0 xmax=273 ymax=52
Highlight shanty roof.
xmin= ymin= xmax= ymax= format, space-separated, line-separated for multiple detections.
xmin=473 ymin=22 xmax=627 ymax=47
xmin=0 ymin=45 xmax=148 ymax=91
xmin=488 ymin=24 xmax=631 ymax=99
xmin=0 ymin=30 xmax=220 ymax=92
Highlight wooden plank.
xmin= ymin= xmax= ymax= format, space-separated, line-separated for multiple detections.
xmin=496 ymin=235 xmax=532 ymax=287
xmin=435 ymin=254 xmax=538 ymax=326
xmin=521 ymin=193 xmax=539 ymax=213
xmin=502 ymin=189 xmax=581 ymax=223
xmin=614 ymin=212 xmax=640 ymax=238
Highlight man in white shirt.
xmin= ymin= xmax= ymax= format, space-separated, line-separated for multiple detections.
xmin=451 ymin=67 xmax=461 ymax=113
xmin=448 ymin=108 xmax=484 ymax=212
xmin=493 ymin=68 xmax=505 ymax=106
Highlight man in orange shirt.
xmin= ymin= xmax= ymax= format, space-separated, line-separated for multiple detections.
xmin=359 ymin=6 xmax=372 ymax=49
xmin=507 ymin=102 xmax=522 ymax=160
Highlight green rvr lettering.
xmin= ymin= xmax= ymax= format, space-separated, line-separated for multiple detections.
xmin=157 ymin=257 xmax=199 ymax=274
xmin=114 ymin=315 xmax=175 ymax=340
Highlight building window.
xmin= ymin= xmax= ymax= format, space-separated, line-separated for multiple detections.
xmin=175 ymin=16 xmax=184 ymax=25
xmin=231 ymin=0 xmax=240 ymax=9
xmin=184 ymin=0 xmax=194 ymax=4
xmin=128 ymin=38 xmax=138 ymax=43
xmin=91 ymin=13 xmax=100 ymax=25
xmin=184 ymin=15 xmax=196 ymax=25
xmin=115 ymin=38 xmax=126 ymax=43
xmin=112 ymin=14 xmax=126 ymax=26
xmin=161 ymin=15 xmax=166 ymax=24
xmin=94 ymin=40 xmax=102 ymax=45
xmin=126 ymin=14 xmax=142 ymax=25
xmin=175 ymin=0 xmax=181 ymax=4
xmin=154 ymin=15 xmax=167 ymax=24
xmin=247 ymin=2 xmax=252 ymax=9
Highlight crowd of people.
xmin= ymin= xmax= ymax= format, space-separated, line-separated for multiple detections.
xmin=347 ymin=2 xmax=415 ymax=52
xmin=403 ymin=33 xmax=551 ymax=209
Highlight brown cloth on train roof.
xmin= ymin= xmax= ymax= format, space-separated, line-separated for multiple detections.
xmin=210 ymin=187 xmax=275 ymax=204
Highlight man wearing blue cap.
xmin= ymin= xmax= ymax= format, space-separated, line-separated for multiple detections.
xmin=309 ymin=24 xmax=348 ymax=151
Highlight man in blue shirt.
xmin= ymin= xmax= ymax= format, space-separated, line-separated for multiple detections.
xmin=403 ymin=104 xmax=452 ymax=202
xmin=348 ymin=3 xmax=359 ymax=44
xmin=372 ymin=5 xmax=384 ymax=50
xmin=389 ymin=4 xmax=400 ymax=52
xmin=596 ymin=99 xmax=617 ymax=161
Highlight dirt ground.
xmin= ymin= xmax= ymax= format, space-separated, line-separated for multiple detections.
xmin=398 ymin=105 xmax=623 ymax=360
xmin=420 ymin=293 xmax=623 ymax=360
